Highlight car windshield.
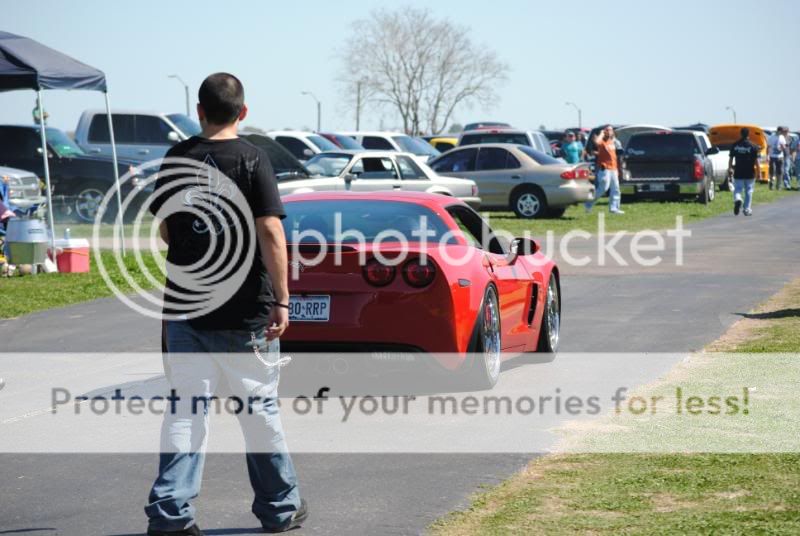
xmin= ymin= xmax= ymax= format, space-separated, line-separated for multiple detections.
xmin=283 ymin=200 xmax=452 ymax=243
xmin=627 ymin=134 xmax=696 ymax=157
xmin=331 ymin=135 xmax=364 ymax=150
xmin=307 ymin=135 xmax=339 ymax=152
xmin=392 ymin=135 xmax=439 ymax=156
xmin=412 ymin=137 xmax=441 ymax=157
xmin=517 ymin=145 xmax=561 ymax=165
xmin=41 ymin=128 xmax=85 ymax=157
xmin=461 ymin=132 xmax=530 ymax=146
xmin=305 ymin=154 xmax=353 ymax=177
xmin=166 ymin=114 xmax=202 ymax=136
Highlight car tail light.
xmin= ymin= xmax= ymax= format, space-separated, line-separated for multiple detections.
xmin=471 ymin=184 xmax=479 ymax=196
xmin=363 ymin=258 xmax=395 ymax=287
xmin=402 ymin=258 xmax=436 ymax=288
xmin=693 ymin=158 xmax=704 ymax=180
xmin=560 ymin=168 xmax=590 ymax=180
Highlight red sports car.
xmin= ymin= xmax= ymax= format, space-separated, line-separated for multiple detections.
xmin=281 ymin=191 xmax=561 ymax=389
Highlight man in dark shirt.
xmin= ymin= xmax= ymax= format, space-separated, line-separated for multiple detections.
xmin=727 ymin=127 xmax=761 ymax=216
xmin=145 ymin=73 xmax=306 ymax=535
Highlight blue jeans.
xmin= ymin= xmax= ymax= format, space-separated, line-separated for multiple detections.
xmin=145 ymin=321 xmax=301 ymax=532
xmin=585 ymin=169 xmax=621 ymax=212
xmin=734 ymin=178 xmax=754 ymax=212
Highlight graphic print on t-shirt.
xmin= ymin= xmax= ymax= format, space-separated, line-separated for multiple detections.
xmin=183 ymin=154 xmax=237 ymax=235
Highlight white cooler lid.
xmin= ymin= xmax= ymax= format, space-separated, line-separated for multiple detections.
xmin=53 ymin=238 xmax=90 ymax=249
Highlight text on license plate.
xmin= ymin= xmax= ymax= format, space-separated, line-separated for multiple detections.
xmin=289 ymin=295 xmax=330 ymax=322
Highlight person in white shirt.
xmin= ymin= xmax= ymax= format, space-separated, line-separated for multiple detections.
xmin=767 ymin=127 xmax=787 ymax=190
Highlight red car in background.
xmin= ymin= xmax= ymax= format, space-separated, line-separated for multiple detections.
xmin=281 ymin=191 xmax=561 ymax=389
xmin=319 ymin=132 xmax=365 ymax=150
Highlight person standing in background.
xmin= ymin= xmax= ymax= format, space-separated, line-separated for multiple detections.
xmin=728 ymin=127 xmax=761 ymax=216
xmin=584 ymin=125 xmax=623 ymax=214
xmin=767 ymin=126 xmax=786 ymax=190
xmin=561 ymin=131 xmax=584 ymax=164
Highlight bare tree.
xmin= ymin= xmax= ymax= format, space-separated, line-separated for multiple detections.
xmin=338 ymin=7 xmax=508 ymax=135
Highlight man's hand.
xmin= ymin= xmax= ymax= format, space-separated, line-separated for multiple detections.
xmin=266 ymin=305 xmax=289 ymax=341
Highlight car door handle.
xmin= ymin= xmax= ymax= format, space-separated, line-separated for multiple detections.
xmin=89 ymin=148 xmax=101 ymax=153
xmin=393 ymin=185 xmax=402 ymax=190
xmin=138 ymin=149 xmax=150 ymax=155
xmin=511 ymin=175 xmax=521 ymax=179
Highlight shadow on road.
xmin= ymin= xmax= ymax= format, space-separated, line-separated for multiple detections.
xmin=737 ymin=308 xmax=800 ymax=320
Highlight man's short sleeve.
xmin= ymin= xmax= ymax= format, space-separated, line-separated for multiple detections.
xmin=250 ymin=153 xmax=285 ymax=219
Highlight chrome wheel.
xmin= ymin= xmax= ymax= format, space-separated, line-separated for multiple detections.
xmin=516 ymin=192 xmax=541 ymax=218
xmin=481 ymin=288 xmax=502 ymax=382
xmin=75 ymin=186 xmax=105 ymax=223
xmin=545 ymin=275 xmax=560 ymax=350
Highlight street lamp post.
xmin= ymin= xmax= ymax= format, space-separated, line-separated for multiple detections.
xmin=355 ymin=78 xmax=368 ymax=130
xmin=565 ymin=101 xmax=582 ymax=129
xmin=301 ymin=91 xmax=321 ymax=132
xmin=168 ymin=74 xmax=191 ymax=117
xmin=725 ymin=106 xmax=737 ymax=124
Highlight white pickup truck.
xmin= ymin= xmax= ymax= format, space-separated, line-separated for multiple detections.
xmin=696 ymin=132 xmax=732 ymax=190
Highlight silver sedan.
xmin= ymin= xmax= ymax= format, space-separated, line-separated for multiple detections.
xmin=282 ymin=150 xmax=481 ymax=209
xmin=429 ymin=143 xmax=594 ymax=218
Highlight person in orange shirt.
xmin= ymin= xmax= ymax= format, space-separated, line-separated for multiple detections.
xmin=585 ymin=125 xmax=624 ymax=214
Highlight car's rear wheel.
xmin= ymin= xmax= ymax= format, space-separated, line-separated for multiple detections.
xmin=537 ymin=273 xmax=560 ymax=353
xmin=697 ymin=176 xmax=714 ymax=204
xmin=464 ymin=285 xmax=502 ymax=390
xmin=73 ymin=181 xmax=107 ymax=223
xmin=511 ymin=186 xmax=547 ymax=219
xmin=720 ymin=174 xmax=733 ymax=191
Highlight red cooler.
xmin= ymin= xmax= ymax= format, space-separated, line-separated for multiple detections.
xmin=52 ymin=238 xmax=91 ymax=273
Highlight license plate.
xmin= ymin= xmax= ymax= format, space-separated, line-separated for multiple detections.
xmin=649 ymin=184 xmax=666 ymax=192
xmin=289 ymin=295 xmax=330 ymax=322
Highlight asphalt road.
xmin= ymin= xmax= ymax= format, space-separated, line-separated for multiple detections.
xmin=2 ymin=193 xmax=800 ymax=535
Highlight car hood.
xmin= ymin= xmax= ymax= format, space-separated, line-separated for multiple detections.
xmin=0 ymin=165 xmax=39 ymax=179
xmin=709 ymin=125 xmax=767 ymax=150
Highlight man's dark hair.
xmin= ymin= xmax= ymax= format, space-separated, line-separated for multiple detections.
xmin=198 ymin=73 xmax=244 ymax=125
xmin=740 ymin=127 xmax=750 ymax=138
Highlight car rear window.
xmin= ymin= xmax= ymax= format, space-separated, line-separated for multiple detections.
xmin=627 ymin=134 xmax=698 ymax=157
xmin=517 ymin=145 xmax=561 ymax=165
xmin=283 ymin=200 xmax=452 ymax=243
xmin=460 ymin=132 xmax=530 ymax=146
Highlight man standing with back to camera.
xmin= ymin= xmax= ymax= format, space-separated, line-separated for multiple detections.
xmin=145 ymin=73 xmax=307 ymax=535
xmin=728 ymin=127 xmax=761 ymax=217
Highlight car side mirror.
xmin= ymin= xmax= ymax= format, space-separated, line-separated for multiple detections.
xmin=706 ymin=146 xmax=720 ymax=155
xmin=303 ymin=148 xmax=314 ymax=158
xmin=167 ymin=131 xmax=181 ymax=144
xmin=507 ymin=237 xmax=540 ymax=263
xmin=344 ymin=173 xmax=356 ymax=190
xmin=36 ymin=147 xmax=53 ymax=158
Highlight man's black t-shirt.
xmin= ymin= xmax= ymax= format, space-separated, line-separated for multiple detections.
xmin=730 ymin=139 xmax=760 ymax=180
xmin=149 ymin=136 xmax=285 ymax=331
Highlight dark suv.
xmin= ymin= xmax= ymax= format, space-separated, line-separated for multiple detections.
xmin=0 ymin=125 xmax=146 ymax=222
xmin=622 ymin=131 xmax=718 ymax=204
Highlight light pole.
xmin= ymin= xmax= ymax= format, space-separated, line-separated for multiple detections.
xmin=725 ymin=106 xmax=737 ymax=124
xmin=565 ymin=102 xmax=582 ymax=129
xmin=301 ymin=91 xmax=321 ymax=132
xmin=168 ymin=74 xmax=191 ymax=117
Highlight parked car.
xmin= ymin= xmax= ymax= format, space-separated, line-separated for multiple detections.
xmin=296 ymin=150 xmax=480 ymax=208
xmin=421 ymin=136 xmax=458 ymax=153
xmin=280 ymin=191 xmax=560 ymax=389
xmin=338 ymin=131 xmax=441 ymax=163
xmin=463 ymin=121 xmax=512 ymax=131
xmin=0 ymin=125 xmax=147 ymax=222
xmin=0 ymin=165 xmax=43 ymax=209
xmin=267 ymin=131 xmax=340 ymax=162
xmin=457 ymin=128 xmax=557 ymax=158
xmin=319 ymin=132 xmax=365 ymax=150
xmin=429 ymin=143 xmax=594 ymax=218
xmin=74 ymin=110 xmax=200 ymax=163
xmin=670 ymin=123 xmax=710 ymax=134
xmin=241 ymin=134 xmax=313 ymax=180
xmin=622 ymin=130 xmax=718 ymax=203
xmin=708 ymin=124 xmax=769 ymax=182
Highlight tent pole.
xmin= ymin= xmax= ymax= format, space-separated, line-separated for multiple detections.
xmin=36 ymin=90 xmax=58 ymax=269
xmin=104 ymin=91 xmax=126 ymax=255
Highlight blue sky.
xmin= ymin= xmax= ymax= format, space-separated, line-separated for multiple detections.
xmin=4 ymin=0 xmax=799 ymax=134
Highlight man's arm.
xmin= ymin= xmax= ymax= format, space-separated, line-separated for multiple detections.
xmin=256 ymin=215 xmax=289 ymax=340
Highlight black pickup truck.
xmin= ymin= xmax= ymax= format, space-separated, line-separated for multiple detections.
xmin=621 ymin=131 xmax=718 ymax=204
xmin=0 ymin=125 xmax=147 ymax=222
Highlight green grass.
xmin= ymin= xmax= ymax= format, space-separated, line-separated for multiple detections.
xmin=430 ymin=278 xmax=800 ymax=535
xmin=0 ymin=251 xmax=163 ymax=318
xmin=485 ymin=183 xmax=792 ymax=237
